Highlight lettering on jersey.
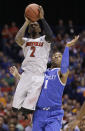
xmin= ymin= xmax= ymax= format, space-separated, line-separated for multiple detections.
xmin=26 ymin=42 xmax=43 ymax=47
xmin=45 ymin=74 xmax=56 ymax=80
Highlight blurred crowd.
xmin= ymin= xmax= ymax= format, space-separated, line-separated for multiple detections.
xmin=0 ymin=19 xmax=85 ymax=131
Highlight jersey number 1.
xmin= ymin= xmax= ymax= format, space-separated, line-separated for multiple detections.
xmin=30 ymin=46 xmax=36 ymax=57
xmin=44 ymin=80 xmax=48 ymax=89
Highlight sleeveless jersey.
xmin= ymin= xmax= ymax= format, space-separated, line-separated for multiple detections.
xmin=21 ymin=35 xmax=51 ymax=74
xmin=37 ymin=68 xmax=66 ymax=108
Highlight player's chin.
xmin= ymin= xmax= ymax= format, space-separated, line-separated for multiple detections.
xmin=35 ymin=28 xmax=40 ymax=33
xmin=55 ymin=61 xmax=61 ymax=67
xmin=51 ymin=61 xmax=57 ymax=67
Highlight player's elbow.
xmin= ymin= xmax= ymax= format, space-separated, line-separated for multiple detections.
xmin=45 ymin=36 xmax=53 ymax=43
xmin=15 ymin=35 xmax=19 ymax=43
xmin=15 ymin=35 xmax=21 ymax=45
xmin=15 ymin=36 xmax=23 ymax=47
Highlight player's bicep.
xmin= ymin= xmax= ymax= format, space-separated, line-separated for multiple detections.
xmin=58 ymin=70 xmax=69 ymax=85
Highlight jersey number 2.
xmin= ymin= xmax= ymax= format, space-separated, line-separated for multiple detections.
xmin=30 ymin=46 xmax=36 ymax=57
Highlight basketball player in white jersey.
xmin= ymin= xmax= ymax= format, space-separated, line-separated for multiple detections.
xmin=12 ymin=6 xmax=54 ymax=115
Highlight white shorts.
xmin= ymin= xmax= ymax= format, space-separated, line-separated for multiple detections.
xmin=12 ymin=71 xmax=44 ymax=110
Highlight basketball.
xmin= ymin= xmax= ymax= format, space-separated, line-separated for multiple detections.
xmin=25 ymin=3 xmax=40 ymax=22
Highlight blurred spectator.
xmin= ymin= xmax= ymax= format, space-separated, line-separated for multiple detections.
xmin=66 ymin=20 xmax=75 ymax=36
xmin=8 ymin=122 xmax=19 ymax=131
xmin=1 ymin=24 xmax=10 ymax=40
xmin=0 ymin=115 xmax=9 ymax=131
xmin=9 ymin=22 xmax=18 ymax=37
xmin=0 ymin=94 xmax=7 ymax=108
xmin=55 ymin=19 xmax=65 ymax=35
xmin=0 ymin=103 xmax=5 ymax=115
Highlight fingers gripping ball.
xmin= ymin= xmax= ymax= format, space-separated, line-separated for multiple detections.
xmin=25 ymin=3 xmax=40 ymax=22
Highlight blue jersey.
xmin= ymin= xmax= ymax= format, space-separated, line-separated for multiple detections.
xmin=36 ymin=68 xmax=65 ymax=108
xmin=33 ymin=47 xmax=69 ymax=131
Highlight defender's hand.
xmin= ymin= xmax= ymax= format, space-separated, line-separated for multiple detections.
xmin=9 ymin=66 xmax=19 ymax=78
xmin=39 ymin=6 xmax=44 ymax=19
xmin=66 ymin=120 xmax=80 ymax=131
xmin=66 ymin=35 xmax=79 ymax=47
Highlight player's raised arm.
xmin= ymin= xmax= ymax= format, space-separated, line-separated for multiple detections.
xmin=65 ymin=102 xmax=85 ymax=131
xmin=59 ymin=36 xmax=79 ymax=84
xmin=9 ymin=66 xmax=21 ymax=80
xmin=15 ymin=18 xmax=30 ymax=47
xmin=39 ymin=6 xmax=54 ymax=42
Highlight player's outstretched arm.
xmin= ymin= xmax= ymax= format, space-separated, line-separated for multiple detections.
xmin=65 ymin=102 xmax=85 ymax=131
xmin=39 ymin=6 xmax=54 ymax=42
xmin=76 ymin=102 xmax=85 ymax=121
xmin=9 ymin=66 xmax=21 ymax=80
xmin=59 ymin=36 xmax=79 ymax=85
xmin=15 ymin=18 xmax=30 ymax=47
xmin=65 ymin=120 xmax=80 ymax=131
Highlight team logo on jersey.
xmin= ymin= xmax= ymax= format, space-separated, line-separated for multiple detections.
xmin=26 ymin=42 xmax=43 ymax=47
xmin=45 ymin=74 xmax=56 ymax=80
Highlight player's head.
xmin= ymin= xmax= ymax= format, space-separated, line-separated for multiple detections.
xmin=28 ymin=22 xmax=41 ymax=36
xmin=51 ymin=52 xmax=62 ymax=68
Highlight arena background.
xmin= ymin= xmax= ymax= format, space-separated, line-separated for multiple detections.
xmin=0 ymin=0 xmax=85 ymax=25
xmin=0 ymin=0 xmax=85 ymax=131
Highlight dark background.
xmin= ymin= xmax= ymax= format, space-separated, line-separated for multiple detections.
xmin=0 ymin=0 xmax=85 ymax=26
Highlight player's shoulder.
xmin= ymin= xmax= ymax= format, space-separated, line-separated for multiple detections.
xmin=40 ymin=35 xmax=45 ymax=39
xmin=45 ymin=68 xmax=60 ymax=73
xmin=39 ymin=35 xmax=46 ymax=41
xmin=22 ymin=37 xmax=30 ymax=42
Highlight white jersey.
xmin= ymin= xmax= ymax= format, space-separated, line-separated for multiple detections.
xmin=21 ymin=35 xmax=51 ymax=74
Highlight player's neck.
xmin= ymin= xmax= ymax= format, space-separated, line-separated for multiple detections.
xmin=51 ymin=65 xmax=60 ymax=69
xmin=30 ymin=33 xmax=40 ymax=39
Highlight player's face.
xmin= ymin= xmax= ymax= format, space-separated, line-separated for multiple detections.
xmin=28 ymin=22 xmax=41 ymax=34
xmin=52 ymin=52 xmax=62 ymax=67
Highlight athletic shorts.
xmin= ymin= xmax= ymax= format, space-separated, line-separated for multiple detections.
xmin=12 ymin=71 xmax=44 ymax=110
xmin=32 ymin=109 xmax=64 ymax=131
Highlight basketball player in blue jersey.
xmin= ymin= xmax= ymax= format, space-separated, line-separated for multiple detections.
xmin=10 ymin=36 xmax=79 ymax=131
xmin=32 ymin=36 xmax=79 ymax=131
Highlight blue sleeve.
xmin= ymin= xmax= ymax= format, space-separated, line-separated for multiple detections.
xmin=60 ymin=47 xmax=69 ymax=74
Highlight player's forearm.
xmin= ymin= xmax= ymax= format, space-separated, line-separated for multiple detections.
xmin=60 ymin=47 xmax=69 ymax=74
xmin=76 ymin=102 xmax=85 ymax=120
xmin=40 ymin=18 xmax=54 ymax=42
xmin=15 ymin=73 xmax=21 ymax=80
xmin=15 ymin=21 xmax=29 ymax=46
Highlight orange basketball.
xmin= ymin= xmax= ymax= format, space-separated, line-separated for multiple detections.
xmin=25 ymin=3 xmax=40 ymax=22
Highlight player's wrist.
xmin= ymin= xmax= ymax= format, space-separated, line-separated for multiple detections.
xmin=16 ymin=74 xmax=21 ymax=80
xmin=40 ymin=18 xmax=45 ymax=22
xmin=66 ymin=45 xmax=70 ymax=47
xmin=25 ymin=20 xmax=30 ymax=25
xmin=40 ymin=16 xmax=44 ymax=19
xmin=25 ymin=17 xmax=30 ymax=25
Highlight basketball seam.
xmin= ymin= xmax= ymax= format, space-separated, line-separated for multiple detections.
xmin=26 ymin=13 xmax=36 ymax=19
xmin=29 ymin=6 xmax=39 ymax=17
xmin=25 ymin=9 xmax=36 ymax=20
